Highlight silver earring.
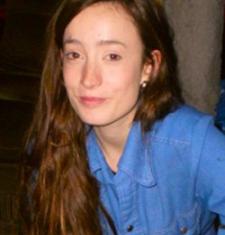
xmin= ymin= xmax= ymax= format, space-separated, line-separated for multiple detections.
xmin=140 ymin=81 xmax=148 ymax=89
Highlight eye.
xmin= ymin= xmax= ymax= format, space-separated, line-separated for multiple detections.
xmin=105 ymin=53 xmax=122 ymax=61
xmin=64 ymin=51 xmax=81 ymax=60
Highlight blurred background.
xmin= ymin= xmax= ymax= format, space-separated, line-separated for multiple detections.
xmin=0 ymin=1 xmax=224 ymax=234
xmin=0 ymin=1 xmax=58 ymax=234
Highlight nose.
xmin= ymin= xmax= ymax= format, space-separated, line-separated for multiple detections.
xmin=81 ymin=60 xmax=102 ymax=89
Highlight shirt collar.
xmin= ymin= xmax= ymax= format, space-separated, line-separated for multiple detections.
xmin=86 ymin=129 xmax=114 ymax=184
xmin=86 ymin=122 xmax=156 ymax=187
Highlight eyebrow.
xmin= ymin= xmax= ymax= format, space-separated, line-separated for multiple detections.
xmin=63 ymin=38 xmax=81 ymax=45
xmin=63 ymin=38 xmax=127 ymax=48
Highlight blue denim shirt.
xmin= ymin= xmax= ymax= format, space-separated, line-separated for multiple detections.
xmin=87 ymin=105 xmax=225 ymax=235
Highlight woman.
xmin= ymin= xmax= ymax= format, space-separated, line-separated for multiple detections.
xmin=21 ymin=0 xmax=225 ymax=234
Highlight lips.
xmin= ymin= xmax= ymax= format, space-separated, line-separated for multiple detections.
xmin=79 ymin=96 xmax=106 ymax=107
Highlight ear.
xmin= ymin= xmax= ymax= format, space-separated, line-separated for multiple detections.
xmin=141 ymin=49 xmax=162 ymax=83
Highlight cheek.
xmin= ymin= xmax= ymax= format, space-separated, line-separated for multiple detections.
xmin=104 ymin=66 xmax=141 ymax=93
xmin=63 ymin=67 xmax=78 ymax=89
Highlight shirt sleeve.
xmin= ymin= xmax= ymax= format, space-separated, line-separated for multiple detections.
xmin=195 ymin=119 xmax=225 ymax=235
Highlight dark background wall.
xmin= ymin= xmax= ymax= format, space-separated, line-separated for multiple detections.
xmin=0 ymin=1 xmax=57 ymax=233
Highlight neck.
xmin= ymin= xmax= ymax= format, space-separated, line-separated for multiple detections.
xmin=94 ymin=118 xmax=133 ymax=172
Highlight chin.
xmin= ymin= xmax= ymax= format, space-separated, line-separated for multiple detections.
xmin=78 ymin=116 xmax=109 ymax=127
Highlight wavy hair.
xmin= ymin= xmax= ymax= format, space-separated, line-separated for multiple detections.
xmin=20 ymin=0 xmax=182 ymax=234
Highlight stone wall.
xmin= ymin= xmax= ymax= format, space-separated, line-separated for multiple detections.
xmin=165 ymin=0 xmax=224 ymax=114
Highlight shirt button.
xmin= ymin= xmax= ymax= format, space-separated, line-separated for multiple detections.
xmin=127 ymin=225 xmax=134 ymax=232
xmin=180 ymin=227 xmax=188 ymax=234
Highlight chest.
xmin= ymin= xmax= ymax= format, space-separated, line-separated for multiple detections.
xmin=97 ymin=141 xmax=215 ymax=235
xmin=99 ymin=176 xmax=215 ymax=235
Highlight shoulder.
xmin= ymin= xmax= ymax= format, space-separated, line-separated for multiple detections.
xmin=148 ymin=105 xmax=225 ymax=170
xmin=150 ymin=105 xmax=213 ymax=144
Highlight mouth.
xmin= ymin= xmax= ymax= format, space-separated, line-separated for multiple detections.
xmin=79 ymin=96 xmax=107 ymax=107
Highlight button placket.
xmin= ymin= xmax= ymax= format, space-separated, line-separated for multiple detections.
xmin=115 ymin=174 xmax=140 ymax=234
xmin=127 ymin=225 xmax=134 ymax=232
xmin=179 ymin=226 xmax=188 ymax=234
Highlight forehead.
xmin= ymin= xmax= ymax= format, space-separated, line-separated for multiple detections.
xmin=63 ymin=2 xmax=141 ymax=47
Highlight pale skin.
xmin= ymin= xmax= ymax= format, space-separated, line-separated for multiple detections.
xmin=62 ymin=2 xmax=161 ymax=172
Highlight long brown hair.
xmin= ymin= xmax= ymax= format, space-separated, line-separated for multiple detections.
xmin=20 ymin=0 xmax=182 ymax=234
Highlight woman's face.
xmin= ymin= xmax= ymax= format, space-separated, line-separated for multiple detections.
xmin=62 ymin=2 xmax=153 ymax=128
